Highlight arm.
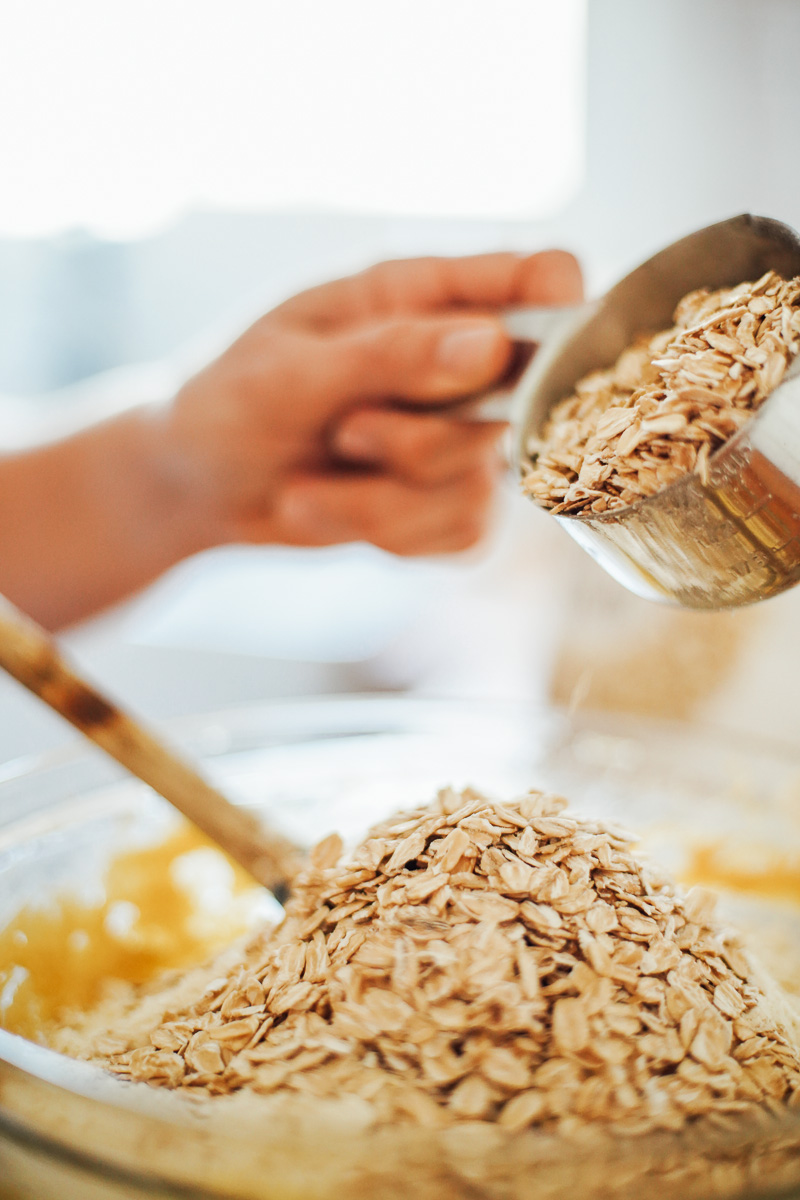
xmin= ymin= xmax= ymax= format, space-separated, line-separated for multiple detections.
xmin=0 ymin=407 xmax=212 ymax=629
xmin=0 ymin=250 xmax=582 ymax=630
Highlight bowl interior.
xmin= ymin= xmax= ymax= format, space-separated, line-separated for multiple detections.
xmin=3 ymin=696 xmax=800 ymax=1200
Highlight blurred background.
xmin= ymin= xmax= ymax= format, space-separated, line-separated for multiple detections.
xmin=1 ymin=0 xmax=800 ymax=761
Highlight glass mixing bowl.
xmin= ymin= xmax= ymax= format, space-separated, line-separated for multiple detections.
xmin=2 ymin=695 xmax=800 ymax=1200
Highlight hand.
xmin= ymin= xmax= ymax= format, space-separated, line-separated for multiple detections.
xmin=159 ymin=250 xmax=583 ymax=556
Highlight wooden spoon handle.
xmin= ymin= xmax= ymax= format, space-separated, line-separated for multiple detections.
xmin=0 ymin=595 xmax=300 ymax=899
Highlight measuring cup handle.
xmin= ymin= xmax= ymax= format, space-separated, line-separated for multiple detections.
xmin=501 ymin=304 xmax=585 ymax=344
xmin=469 ymin=304 xmax=585 ymax=421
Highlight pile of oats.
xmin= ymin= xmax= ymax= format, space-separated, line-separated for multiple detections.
xmin=522 ymin=270 xmax=800 ymax=515
xmin=101 ymin=787 xmax=800 ymax=1137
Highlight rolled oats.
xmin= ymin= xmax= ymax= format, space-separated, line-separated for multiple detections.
xmin=87 ymin=786 xmax=800 ymax=1142
xmin=522 ymin=271 xmax=800 ymax=514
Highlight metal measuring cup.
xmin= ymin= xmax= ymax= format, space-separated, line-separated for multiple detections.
xmin=498 ymin=215 xmax=800 ymax=610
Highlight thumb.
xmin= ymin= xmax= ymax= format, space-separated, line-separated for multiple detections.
xmin=320 ymin=314 xmax=511 ymax=406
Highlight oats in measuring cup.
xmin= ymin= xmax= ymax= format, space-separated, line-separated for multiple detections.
xmin=522 ymin=271 xmax=800 ymax=515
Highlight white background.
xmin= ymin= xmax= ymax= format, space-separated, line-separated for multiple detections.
xmin=0 ymin=0 xmax=585 ymax=237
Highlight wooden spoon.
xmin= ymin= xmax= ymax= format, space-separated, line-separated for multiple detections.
xmin=0 ymin=594 xmax=300 ymax=900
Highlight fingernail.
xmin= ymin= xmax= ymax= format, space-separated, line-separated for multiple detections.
xmin=334 ymin=424 xmax=381 ymax=461
xmin=437 ymin=323 xmax=502 ymax=375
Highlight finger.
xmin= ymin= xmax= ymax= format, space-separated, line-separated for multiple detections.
xmin=311 ymin=314 xmax=513 ymax=407
xmin=273 ymin=250 xmax=584 ymax=331
xmin=260 ymin=467 xmax=496 ymax=556
xmin=333 ymin=408 xmax=507 ymax=485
